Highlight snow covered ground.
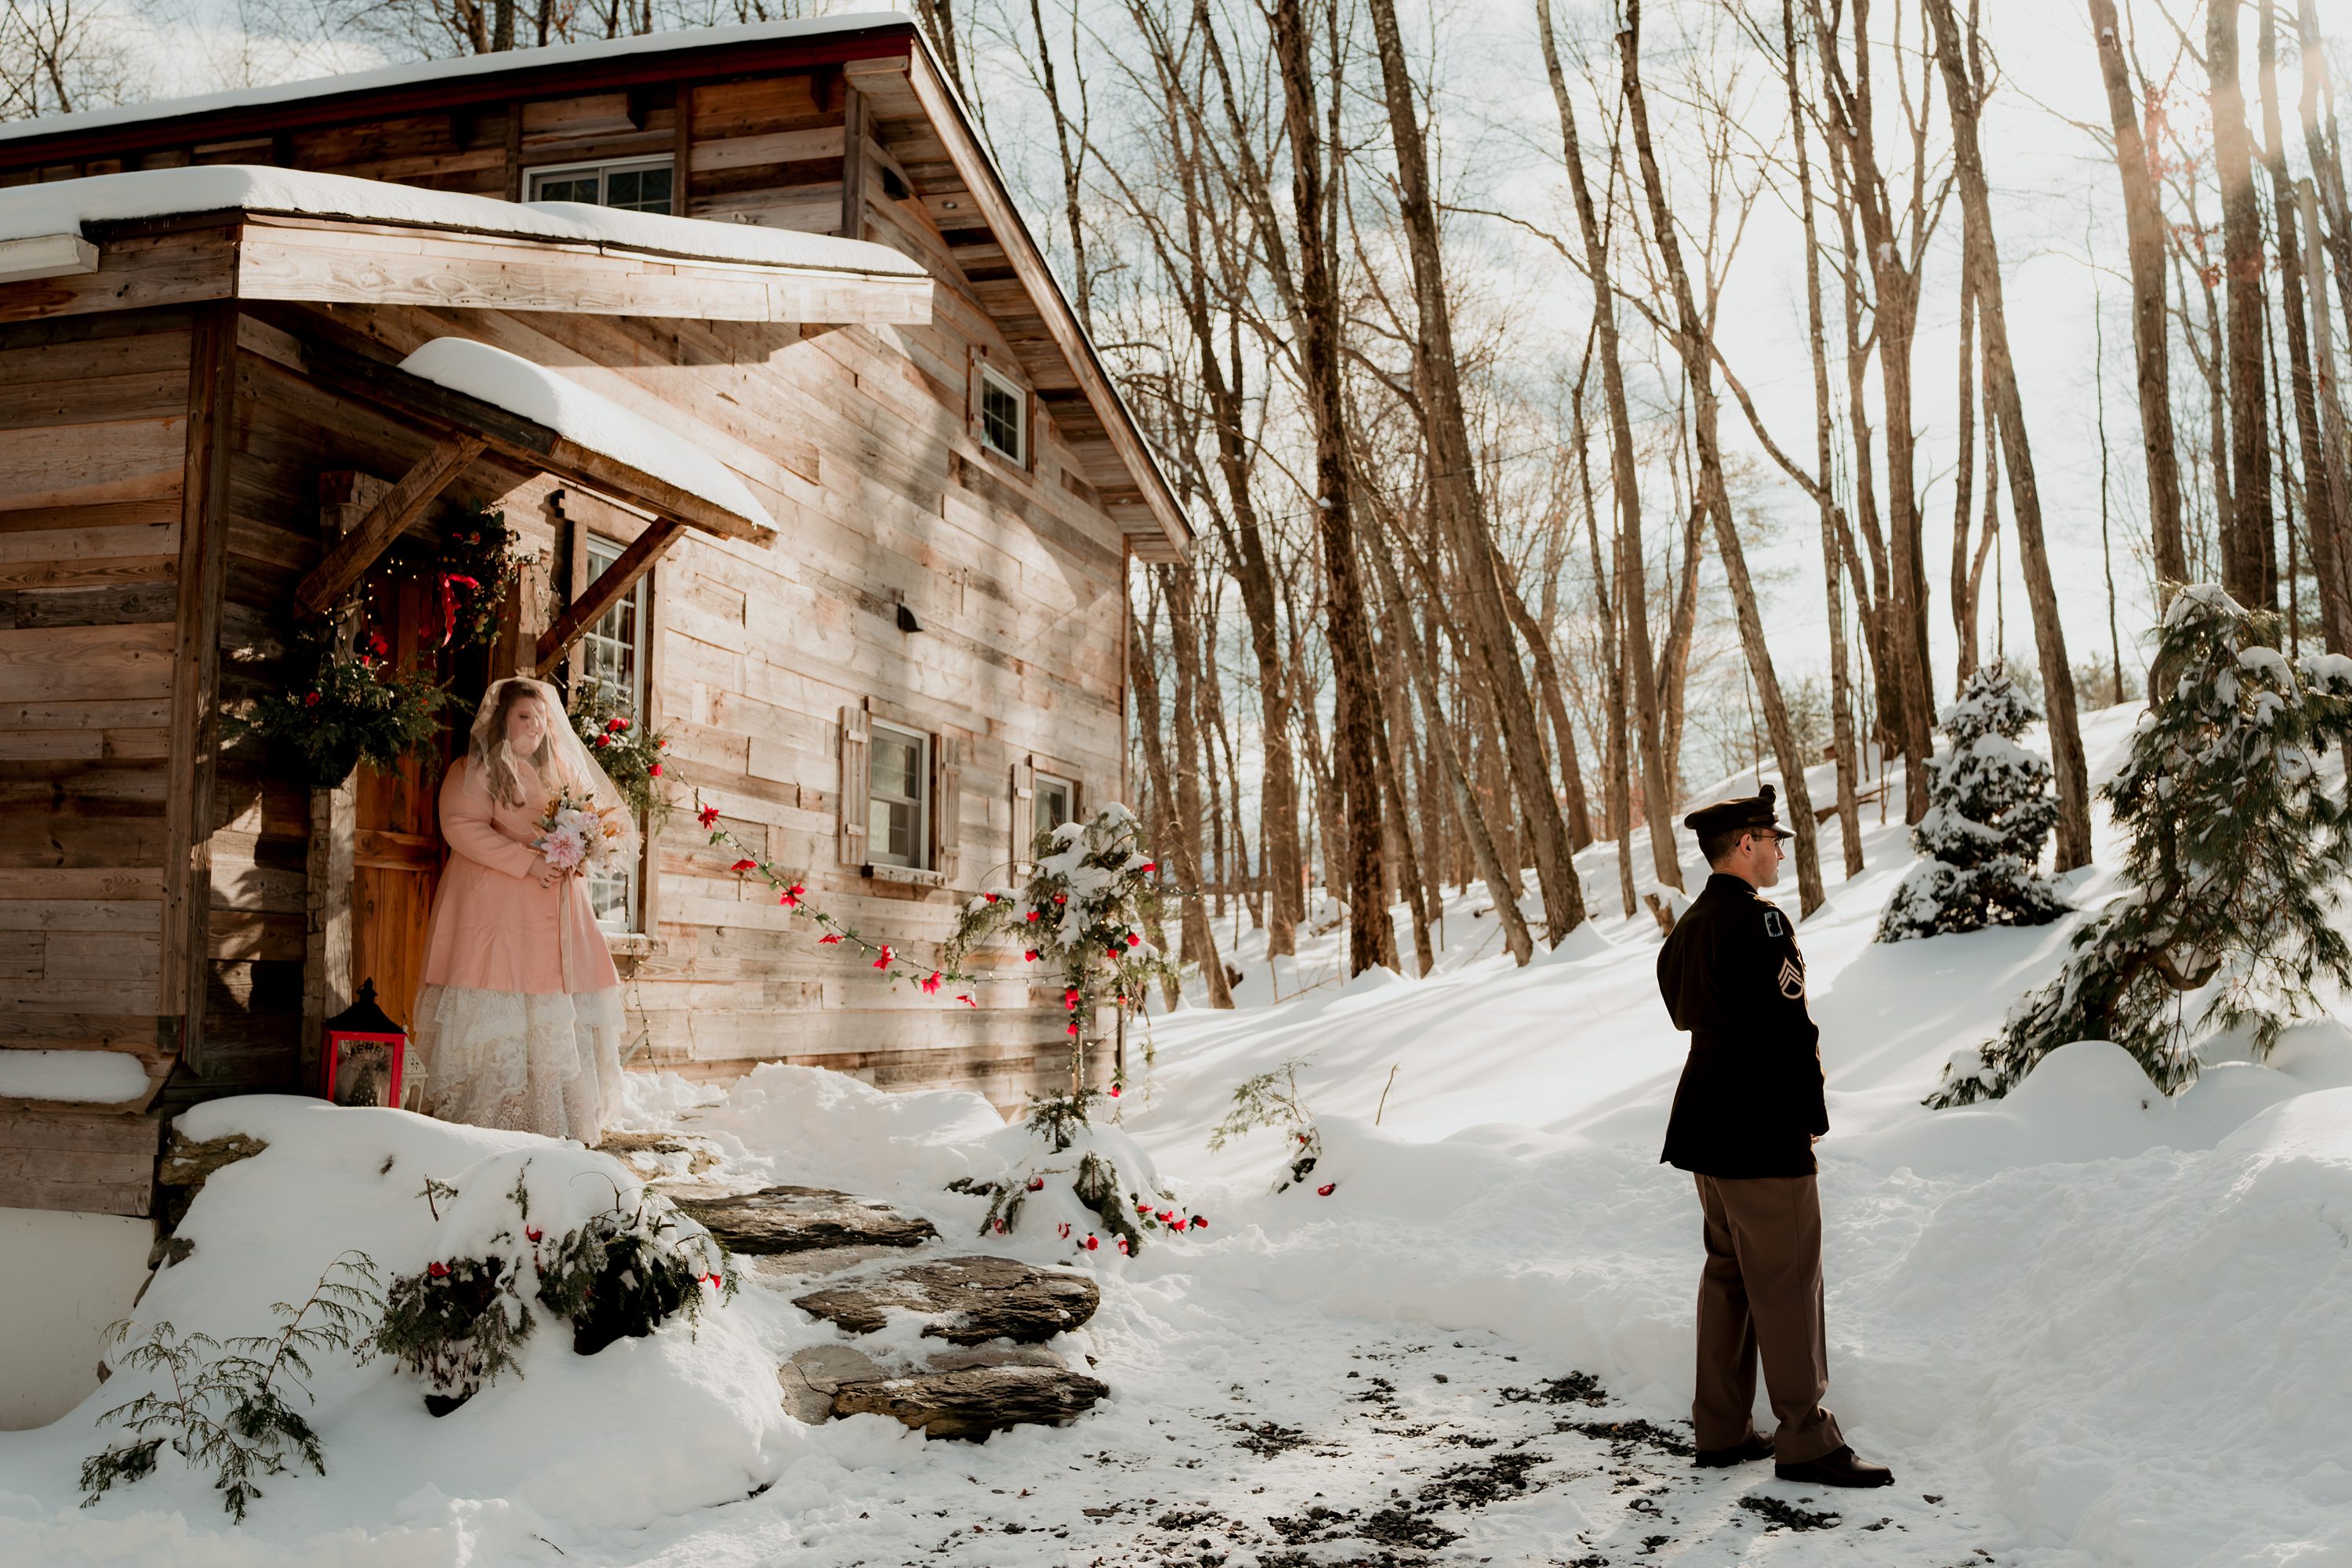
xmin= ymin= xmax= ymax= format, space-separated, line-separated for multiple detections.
xmin=6 ymin=701 xmax=2352 ymax=1566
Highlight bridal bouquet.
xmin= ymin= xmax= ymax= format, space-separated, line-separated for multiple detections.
xmin=536 ymin=788 xmax=626 ymax=875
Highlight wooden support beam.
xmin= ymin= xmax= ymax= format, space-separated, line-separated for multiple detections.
xmin=291 ymin=434 xmax=485 ymax=617
xmin=532 ymin=515 xmax=684 ymax=676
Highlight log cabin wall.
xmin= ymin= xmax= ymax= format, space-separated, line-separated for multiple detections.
xmin=0 ymin=38 xmax=1146 ymax=1120
xmin=0 ymin=309 xmax=194 ymax=1209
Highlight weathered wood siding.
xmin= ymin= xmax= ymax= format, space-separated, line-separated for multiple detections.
xmin=0 ymin=311 xmax=191 ymax=1107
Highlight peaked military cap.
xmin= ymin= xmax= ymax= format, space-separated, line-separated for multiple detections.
xmin=1682 ymin=782 xmax=1780 ymax=838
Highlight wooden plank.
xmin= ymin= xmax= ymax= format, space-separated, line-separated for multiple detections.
xmin=232 ymin=220 xmax=931 ymax=326
xmin=0 ymin=1105 xmax=163 ymax=1214
xmin=0 ymin=622 xmax=176 ymax=702
xmin=290 ymin=433 xmax=485 ymax=615
xmin=532 ymin=514 xmax=683 ymax=676
xmin=0 ymin=226 xmax=237 ymax=325
xmin=0 ymin=416 xmax=184 ymax=510
xmin=158 ymin=302 xmax=233 ymax=1074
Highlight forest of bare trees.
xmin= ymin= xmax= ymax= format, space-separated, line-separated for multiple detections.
xmin=17 ymin=0 xmax=2352 ymax=991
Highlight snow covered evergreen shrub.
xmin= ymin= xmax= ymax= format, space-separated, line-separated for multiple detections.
xmin=1207 ymin=1054 xmax=1323 ymax=1192
xmin=81 ymin=1252 xmax=379 ymax=1520
xmin=371 ymin=1254 xmax=534 ymax=1417
xmin=1931 ymin=586 xmax=2352 ymax=1105
xmin=535 ymin=1196 xmax=735 ymax=1357
xmin=1877 ymin=662 xmax=2071 ymax=941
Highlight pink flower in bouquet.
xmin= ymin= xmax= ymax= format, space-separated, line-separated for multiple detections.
xmin=541 ymin=823 xmax=588 ymax=872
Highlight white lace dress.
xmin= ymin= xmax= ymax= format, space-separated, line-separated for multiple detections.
xmin=412 ymin=756 xmax=626 ymax=1142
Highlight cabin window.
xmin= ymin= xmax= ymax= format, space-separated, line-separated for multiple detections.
xmin=579 ymin=535 xmax=649 ymax=931
xmin=528 ymin=158 xmax=676 ymax=215
xmin=1034 ymin=771 xmax=1074 ymax=842
xmin=978 ymin=365 xmax=1026 ymax=465
xmin=868 ymin=722 xmax=931 ymax=870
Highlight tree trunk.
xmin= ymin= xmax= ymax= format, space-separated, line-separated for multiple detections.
xmin=1160 ymin=568 xmax=1235 ymax=1007
xmin=1621 ymin=2 xmax=1825 ymax=916
xmin=1782 ymin=0 xmax=1865 ymax=877
xmin=1364 ymin=0 xmax=1584 ymax=942
xmin=2263 ymin=0 xmax=2352 ymax=652
xmin=1497 ymin=559 xmax=1594 ymax=848
xmin=1952 ymin=247 xmax=1981 ymax=688
xmin=1573 ymin=376 xmax=1641 ymax=913
xmin=1128 ymin=597 xmax=1216 ymax=1008
xmin=2089 ymin=0 xmax=2190 ymax=584
xmin=1369 ymin=534 xmax=1534 ymax=963
xmin=2210 ymin=0 xmax=2278 ymax=605
xmin=1269 ymin=0 xmax=1392 ymax=975
xmin=2303 ymin=176 xmax=2352 ymax=652
xmin=1925 ymin=0 xmax=2095 ymax=871
xmin=1537 ymin=0 xmax=1681 ymax=891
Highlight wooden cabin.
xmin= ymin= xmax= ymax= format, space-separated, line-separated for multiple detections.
xmin=0 ymin=16 xmax=1186 ymax=1426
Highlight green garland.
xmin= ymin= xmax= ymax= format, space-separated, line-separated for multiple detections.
xmin=571 ymin=678 xmax=675 ymax=830
xmin=230 ymin=626 xmax=445 ymax=789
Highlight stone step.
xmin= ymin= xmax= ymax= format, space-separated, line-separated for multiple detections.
xmin=781 ymin=1342 xmax=1109 ymax=1441
xmin=789 ymin=1254 xmax=1101 ymax=1345
xmin=670 ymin=1185 xmax=938 ymax=1255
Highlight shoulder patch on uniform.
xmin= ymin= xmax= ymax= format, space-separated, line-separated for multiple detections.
xmin=1777 ymin=957 xmax=1805 ymax=999
xmin=1762 ymin=908 xmax=1784 ymax=938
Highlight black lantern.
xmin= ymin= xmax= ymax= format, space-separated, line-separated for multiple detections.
xmin=321 ymin=979 xmax=407 ymax=1109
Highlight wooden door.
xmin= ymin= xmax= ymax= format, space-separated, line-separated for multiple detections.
xmin=351 ymin=575 xmax=452 ymax=1029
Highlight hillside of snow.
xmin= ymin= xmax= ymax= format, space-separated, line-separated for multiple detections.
xmin=5 ymin=702 xmax=2350 ymax=1566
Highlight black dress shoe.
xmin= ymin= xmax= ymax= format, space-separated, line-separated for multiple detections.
xmin=1693 ymin=1432 xmax=1774 ymax=1468
xmin=1774 ymin=1444 xmax=1894 ymax=1487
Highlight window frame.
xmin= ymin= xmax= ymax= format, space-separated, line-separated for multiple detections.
xmin=575 ymin=532 xmax=652 ymax=935
xmin=976 ymin=363 xmax=1028 ymax=467
xmin=866 ymin=720 xmax=932 ymax=872
xmin=1033 ymin=770 xmax=1074 ymax=844
xmin=526 ymin=156 xmax=677 ymax=214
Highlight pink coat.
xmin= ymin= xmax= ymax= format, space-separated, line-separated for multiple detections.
xmin=420 ymin=755 xmax=621 ymax=996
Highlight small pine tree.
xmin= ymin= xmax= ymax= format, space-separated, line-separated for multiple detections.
xmin=1876 ymin=662 xmax=2071 ymax=942
xmin=1931 ymin=586 xmax=2352 ymax=1105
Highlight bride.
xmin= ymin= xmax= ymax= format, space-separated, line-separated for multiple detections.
xmin=412 ymin=676 xmax=630 ymax=1142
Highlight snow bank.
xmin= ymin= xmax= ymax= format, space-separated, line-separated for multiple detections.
xmin=0 ymin=164 xmax=925 ymax=277
xmin=0 ymin=1048 xmax=147 ymax=1103
xmin=399 ymin=337 xmax=774 ymax=527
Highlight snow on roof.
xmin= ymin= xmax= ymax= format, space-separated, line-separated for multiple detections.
xmin=400 ymin=337 xmax=775 ymax=529
xmin=0 ymin=163 xmax=925 ymax=277
xmin=0 ymin=15 xmax=913 ymax=147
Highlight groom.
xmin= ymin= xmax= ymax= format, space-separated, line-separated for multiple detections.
xmin=1655 ymin=785 xmax=1893 ymax=1489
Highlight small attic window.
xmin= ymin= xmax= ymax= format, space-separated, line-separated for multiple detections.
xmin=978 ymin=365 xmax=1026 ymax=465
xmin=528 ymin=158 xmax=674 ymax=215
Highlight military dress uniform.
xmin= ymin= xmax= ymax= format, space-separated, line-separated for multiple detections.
xmin=1656 ymin=786 xmax=1845 ymax=1471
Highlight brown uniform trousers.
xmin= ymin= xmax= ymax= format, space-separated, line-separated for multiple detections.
xmin=1691 ymin=1172 xmax=1843 ymax=1465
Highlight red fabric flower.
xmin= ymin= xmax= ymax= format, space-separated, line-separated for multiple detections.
xmin=606 ymin=717 xmax=624 ymax=732
xmin=1156 ymin=1210 xmax=1175 ymax=1224
xmin=1053 ymin=893 xmax=1067 ymax=905
xmin=303 ymin=691 xmax=321 ymax=707
xmin=872 ymin=946 xmax=894 ymax=970
xmin=730 ymin=858 xmax=759 ymax=872
xmin=818 ymin=933 xmax=843 ymax=945
xmin=1125 ymin=933 xmax=1142 ymax=948
xmin=920 ymin=971 xmax=942 ymax=995
xmin=427 ymin=1261 xmax=450 ymax=1279
xmin=1109 ymin=1084 xmax=1122 ymax=1097
xmin=697 ymin=804 xmax=721 ymax=828
xmin=1083 ymin=1234 xmax=1099 ymax=1250
xmin=1065 ymin=1022 xmax=1080 ymax=1036
xmin=1026 ymin=1176 xmax=1044 ymax=1191
xmin=1189 ymin=1215 xmax=1207 ymax=1230
xmin=1116 ymin=1237 xmax=1130 ymax=1255
xmin=1317 ymin=1183 xmax=1336 ymax=1197
xmin=780 ymin=890 xmax=800 ymax=909
xmin=991 ymin=1218 xmax=1005 ymax=1234
xmin=956 ymin=993 xmax=976 ymax=1007
xmin=595 ymin=735 xmax=612 ymax=749
xmin=1058 ymin=1222 xmax=1072 ymax=1240
xmin=612 ymin=717 xmax=630 ymax=731
xmin=984 ymin=892 xmax=1000 ymax=904
xmin=1135 ymin=1203 xmax=1152 ymax=1216
xmin=1107 ymin=946 xmax=1122 ymax=960
xmin=525 ymin=1226 xmax=543 ymax=1243
xmin=1023 ymin=949 xmax=1040 ymax=962
xmin=1141 ymin=861 xmax=1156 ymax=873
xmin=1025 ymin=910 xmax=1040 ymax=923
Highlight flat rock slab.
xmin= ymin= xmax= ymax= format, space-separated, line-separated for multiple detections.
xmin=671 ymin=1185 xmax=937 ymax=1255
xmin=791 ymin=1254 xmax=1100 ymax=1344
xmin=831 ymin=1365 xmax=1110 ymax=1440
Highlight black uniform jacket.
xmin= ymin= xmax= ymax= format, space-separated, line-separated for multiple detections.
xmin=1657 ymin=873 xmax=1831 ymax=1178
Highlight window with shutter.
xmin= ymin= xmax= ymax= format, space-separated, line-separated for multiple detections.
xmin=1010 ymin=757 xmax=1035 ymax=866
